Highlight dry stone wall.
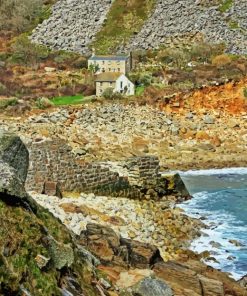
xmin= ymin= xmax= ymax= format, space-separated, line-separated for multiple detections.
xmin=31 ymin=0 xmax=113 ymax=54
xmin=26 ymin=139 xmax=171 ymax=199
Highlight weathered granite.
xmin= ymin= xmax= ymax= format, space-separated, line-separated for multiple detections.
xmin=26 ymin=138 xmax=189 ymax=200
xmin=123 ymin=0 xmax=247 ymax=55
xmin=0 ymin=131 xmax=29 ymax=184
xmin=30 ymin=0 xmax=113 ymax=54
xmin=30 ymin=0 xmax=247 ymax=54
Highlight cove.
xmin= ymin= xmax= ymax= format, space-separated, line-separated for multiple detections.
xmin=179 ymin=168 xmax=247 ymax=280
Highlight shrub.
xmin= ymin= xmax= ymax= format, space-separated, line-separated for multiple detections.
xmin=0 ymin=82 xmax=7 ymax=95
xmin=139 ymin=74 xmax=153 ymax=86
xmin=0 ymin=0 xmax=43 ymax=33
xmin=212 ymin=54 xmax=232 ymax=67
xmin=190 ymin=43 xmax=220 ymax=63
xmin=102 ymin=88 xmax=123 ymax=100
xmin=243 ymin=88 xmax=247 ymax=98
xmin=219 ymin=0 xmax=233 ymax=13
xmin=158 ymin=48 xmax=191 ymax=69
xmin=10 ymin=35 xmax=49 ymax=65
xmin=36 ymin=97 xmax=54 ymax=109
xmin=0 ymin=98 xmax=18 ymax=109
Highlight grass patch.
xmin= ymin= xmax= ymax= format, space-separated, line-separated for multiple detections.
xmin=91 ymin=0 xmax=156 ymax=54
xmin=219 ymin=0 xmax=234 ymax=13
xmin=51 ymin=94 xmax=84 ymax=106
xmin=228 ymin=20 xmax=239 ymax=29
xmin=135 ymin=85 xmax=145 ymax=96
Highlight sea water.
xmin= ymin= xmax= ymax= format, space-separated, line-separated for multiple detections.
xmin=179 ymin=168 xmax=247 ymax=280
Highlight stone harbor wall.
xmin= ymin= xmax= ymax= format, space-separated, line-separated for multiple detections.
xmin=31 ymin=0 xmax=112 ymax=54
xmin=25 ymin=139 xmax=189 ymax=199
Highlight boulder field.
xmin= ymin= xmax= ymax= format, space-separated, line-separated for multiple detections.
xmin=1 ymin=100 xmax=246 ymax=171
xmin=31 ymin=0 xmax=247 ymax=54
xmin=0 ymin=131 xmax=246 ymax=295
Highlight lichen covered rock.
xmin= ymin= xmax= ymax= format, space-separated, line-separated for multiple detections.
xmin=0 ymin=132 xmax=110 ymax=295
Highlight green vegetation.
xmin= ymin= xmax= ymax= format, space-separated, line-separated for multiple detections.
xmin=51 ymin=94 xmax=85 ymax=106
xmin=219 ymin=0 xmax=234 ymax=13
xmin=243 ymin=87 xmax=247 ymax=98
xmin=0 ymin=98 xmax=18 ymax=109
xmin=91 ymin=0 xmax=156 ymax=54
xmin=135 ymin=85 xmax=145 ymax=96
xmin=0 ymin=0 xmax=53 ymax=33
xmin=228 ymin=20 xmax=239 ymax=29
xmin=0 ymin=200 xmax=60 ymax=295
xmin=102 ymin=88 xmax=123 ymax=100
xmin=10 ymin=34 xmax=49 ymax=65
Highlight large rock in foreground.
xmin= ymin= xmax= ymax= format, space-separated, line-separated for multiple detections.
xmin=0 ymin=131 xmax=29 ymax=183
xmin=0 ymin=132 xmax=111 ymax=295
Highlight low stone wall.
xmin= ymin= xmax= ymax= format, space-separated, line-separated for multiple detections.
xmin=25 ymin=139 xmax=178 ymax=199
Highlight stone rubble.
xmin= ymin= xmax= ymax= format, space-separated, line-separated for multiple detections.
xmin=125 ymin=0 xmax=247 ymax=55
xmin=1 ymin=102 xmax=246 ymax=170
xmin=30 ymin=192 xmax=203 ymax=261
xmin=30 ymin=0 xmax=112 ymax=54
xmin=30 ymin=0 xmax=247 ymax=54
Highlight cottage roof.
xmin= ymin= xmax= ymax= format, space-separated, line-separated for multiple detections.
xmin=89 ymin=55 xmax=129 ymax=61
xmin=95 ymin=72 xmax=124 ymax=82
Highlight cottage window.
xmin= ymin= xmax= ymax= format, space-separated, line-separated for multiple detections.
xmin=109 ymin=68 xmax=111 ymax=71
xmin=102 ymin=68 xmax=105 ymax=72
xmin=118 ymin=68 xmax=120 ymax=72
xmin=120 ymin=81 xmax=123 ymax=89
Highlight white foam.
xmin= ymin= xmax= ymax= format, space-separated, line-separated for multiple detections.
xmin=179 ymin=167 xmax=247 ymax=176
xmin=180 ymin=189 xmax=247 ymax=280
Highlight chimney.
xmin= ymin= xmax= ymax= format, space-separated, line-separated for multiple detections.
xmin=92 ymin=47 xmax=95 ymax=57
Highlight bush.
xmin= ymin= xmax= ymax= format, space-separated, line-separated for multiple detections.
xmin=212 ymin=54 xmax=232 ymax=67
xmin=139 ymin=74 xmax=153 ymax=86
xmin=0 ymin=82 xmax=7 ymax=95
xmin=36 ymin=97 xmax=54 ymax=109
xmin=102 ymin=88 xmax=123 ymax=100
xmin=0 ymin=98 xmax=18 ymax=109
xmin=10 ymin=35 xmax=49 ymax=65
xmin=0 ymin=0 xmax=43 ymax=33
xmin=243 ymin=88 xmax=247 ymax=98
xmin=158 ymin=48 xmax=191 ymax=69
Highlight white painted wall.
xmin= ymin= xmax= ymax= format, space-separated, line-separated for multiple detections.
xmin=115 ymin=74 xmax=135 ymax=96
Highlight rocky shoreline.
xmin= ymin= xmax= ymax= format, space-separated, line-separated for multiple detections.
xmin=0 ymin=131 xmax=246 ymax=295
xmin=30 ymin=191 xmax=203 ymax=262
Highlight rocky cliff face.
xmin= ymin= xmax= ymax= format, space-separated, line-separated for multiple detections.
xmin=0 ymin=131 xmax=111 ymax=295
xmin=30 ymin=0 xmax=247 ymax=54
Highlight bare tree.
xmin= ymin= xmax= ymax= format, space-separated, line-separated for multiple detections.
xmin=0 ymin=0 xmax=43 ymax=33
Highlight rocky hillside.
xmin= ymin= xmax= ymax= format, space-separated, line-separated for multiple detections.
xmin=31 ymin=0 xmax=247 ymax=55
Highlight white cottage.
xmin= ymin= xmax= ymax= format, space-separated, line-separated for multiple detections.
xmin=95 ymin=72 xmax=135 ymax=97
